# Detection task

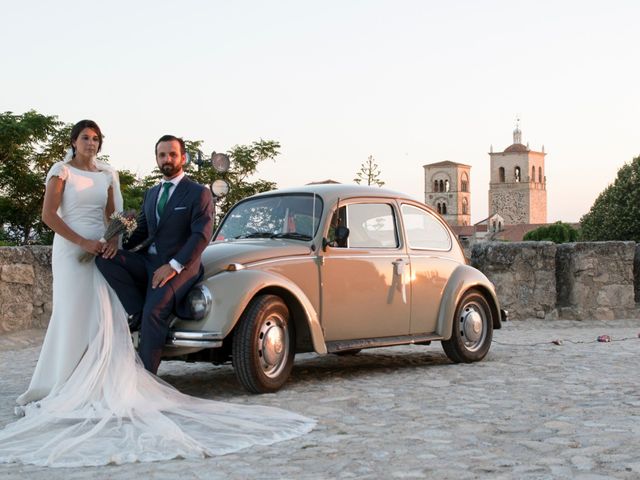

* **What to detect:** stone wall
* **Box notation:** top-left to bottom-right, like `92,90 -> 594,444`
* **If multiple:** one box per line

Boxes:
0,247 -> 52,333
0,242 -> 639,334
556,242 -> 636,320
472,241 -> 639,321
635,244 -> 640,304
471,241 -> 557,320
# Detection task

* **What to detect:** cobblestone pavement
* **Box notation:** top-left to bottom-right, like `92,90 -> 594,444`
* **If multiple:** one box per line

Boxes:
1,319 -> 640,480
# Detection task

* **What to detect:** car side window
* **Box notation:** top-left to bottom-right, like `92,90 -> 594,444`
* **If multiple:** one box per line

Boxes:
329,203 -> 398,248
401,204 -> 451,250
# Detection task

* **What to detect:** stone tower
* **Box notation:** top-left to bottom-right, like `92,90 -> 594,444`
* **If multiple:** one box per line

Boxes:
423,161 -> 471,226
488,124 -> 547,225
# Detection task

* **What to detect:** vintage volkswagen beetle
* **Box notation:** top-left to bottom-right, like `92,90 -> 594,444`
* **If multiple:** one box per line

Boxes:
160,184 -> 505,393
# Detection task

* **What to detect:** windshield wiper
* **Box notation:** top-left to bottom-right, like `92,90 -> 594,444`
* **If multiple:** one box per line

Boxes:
235,232 -> 276,239
271,232 -> 313,241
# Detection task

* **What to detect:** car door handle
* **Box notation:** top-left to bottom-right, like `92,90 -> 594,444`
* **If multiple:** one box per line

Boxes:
392,259 -> 405,276
392,259 -> 407,304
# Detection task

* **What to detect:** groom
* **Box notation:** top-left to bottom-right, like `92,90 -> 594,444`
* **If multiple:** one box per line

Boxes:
97,135 -> 214,374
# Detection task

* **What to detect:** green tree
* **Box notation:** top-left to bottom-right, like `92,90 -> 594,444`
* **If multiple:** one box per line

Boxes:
523,221 -> 579,243
354,155 -> 385,187
0,111 -> 70,245
118,169 -> 151,212
580,155 -> 640,241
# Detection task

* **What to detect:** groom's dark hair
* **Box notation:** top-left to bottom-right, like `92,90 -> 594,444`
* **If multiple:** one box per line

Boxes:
155,135 -> 186,156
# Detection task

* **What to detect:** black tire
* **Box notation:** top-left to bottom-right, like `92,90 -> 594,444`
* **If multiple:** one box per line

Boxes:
442,289 -> 493,363
232,295 -> 295,393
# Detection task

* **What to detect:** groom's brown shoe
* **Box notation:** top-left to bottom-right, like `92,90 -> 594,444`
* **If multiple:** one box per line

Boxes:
128,312 -> 142,332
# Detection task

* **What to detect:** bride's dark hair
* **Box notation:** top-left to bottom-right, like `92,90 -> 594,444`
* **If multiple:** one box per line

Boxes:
70,120 -> 103,157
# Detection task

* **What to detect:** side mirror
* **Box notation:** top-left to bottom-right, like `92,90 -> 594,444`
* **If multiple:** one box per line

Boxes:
323,225 -> 350,251
335,225 -> 350,244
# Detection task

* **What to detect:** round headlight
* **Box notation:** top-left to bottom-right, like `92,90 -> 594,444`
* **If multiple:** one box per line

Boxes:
186,285 -> 212,320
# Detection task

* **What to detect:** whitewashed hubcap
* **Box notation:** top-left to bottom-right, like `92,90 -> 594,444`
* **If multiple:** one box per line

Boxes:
459,303 -> 486,351
257,316 -> 289,378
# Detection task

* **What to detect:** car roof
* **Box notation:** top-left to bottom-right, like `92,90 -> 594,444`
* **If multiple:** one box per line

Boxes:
249,183 -> 422,207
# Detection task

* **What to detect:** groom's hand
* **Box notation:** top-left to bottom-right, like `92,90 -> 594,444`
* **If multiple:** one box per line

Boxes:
152,264 -> 177,289
101,237 -> 119,259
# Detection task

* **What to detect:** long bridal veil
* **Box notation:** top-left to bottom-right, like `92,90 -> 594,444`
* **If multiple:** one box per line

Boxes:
0,266 -> 315,467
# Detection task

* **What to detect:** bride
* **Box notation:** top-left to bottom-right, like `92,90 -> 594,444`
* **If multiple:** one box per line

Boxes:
0,120 -> 314,467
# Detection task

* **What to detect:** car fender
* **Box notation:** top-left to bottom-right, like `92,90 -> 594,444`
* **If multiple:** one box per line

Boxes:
203,269 -> 327,354
436,264 -> 502,339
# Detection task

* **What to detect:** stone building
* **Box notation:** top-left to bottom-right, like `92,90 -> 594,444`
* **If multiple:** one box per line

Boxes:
422,161 -> 471,226
488,125 -> 547,224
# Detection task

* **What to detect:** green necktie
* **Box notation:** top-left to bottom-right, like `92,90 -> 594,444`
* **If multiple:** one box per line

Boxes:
157,182 -> 173,217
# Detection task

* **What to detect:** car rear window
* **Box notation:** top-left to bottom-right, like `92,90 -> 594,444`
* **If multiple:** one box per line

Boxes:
401,204 -> 451,251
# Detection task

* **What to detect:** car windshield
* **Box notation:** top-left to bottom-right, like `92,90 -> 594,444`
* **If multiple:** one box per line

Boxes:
215,193 -> 323,242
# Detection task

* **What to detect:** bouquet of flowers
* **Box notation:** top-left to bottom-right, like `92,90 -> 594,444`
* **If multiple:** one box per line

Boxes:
79,211 -> 137,262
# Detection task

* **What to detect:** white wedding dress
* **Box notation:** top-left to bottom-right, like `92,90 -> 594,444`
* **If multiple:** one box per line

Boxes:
0,162 -> 314,467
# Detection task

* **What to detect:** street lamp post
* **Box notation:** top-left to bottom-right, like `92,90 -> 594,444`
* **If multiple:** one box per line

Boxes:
210,178 -> 229,231
208,152 -> 231,232
188,149 -> 231,235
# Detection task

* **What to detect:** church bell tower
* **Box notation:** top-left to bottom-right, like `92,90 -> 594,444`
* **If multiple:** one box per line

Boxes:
488,121 -> 547,225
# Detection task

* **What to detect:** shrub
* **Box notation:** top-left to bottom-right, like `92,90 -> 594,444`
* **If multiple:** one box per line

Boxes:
523,222 -> 579,243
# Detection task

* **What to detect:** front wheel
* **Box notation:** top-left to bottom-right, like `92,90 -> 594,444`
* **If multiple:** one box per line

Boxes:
442,289 -> 493,363
232,295 -> 295,393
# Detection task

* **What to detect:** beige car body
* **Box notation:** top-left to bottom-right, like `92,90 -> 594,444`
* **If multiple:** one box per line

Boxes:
163,184 -> 502,364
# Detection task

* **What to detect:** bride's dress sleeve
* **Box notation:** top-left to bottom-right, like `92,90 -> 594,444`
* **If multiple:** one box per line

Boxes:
45,162 -> 69,184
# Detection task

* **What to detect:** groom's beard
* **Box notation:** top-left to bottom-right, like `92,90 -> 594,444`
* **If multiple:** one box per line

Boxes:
161,163 -> 182,177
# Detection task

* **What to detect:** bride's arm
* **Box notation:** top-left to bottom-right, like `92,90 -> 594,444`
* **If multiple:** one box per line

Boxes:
101,186 -> 119,259
42,177 -> 104,255
105,186 -> 115,219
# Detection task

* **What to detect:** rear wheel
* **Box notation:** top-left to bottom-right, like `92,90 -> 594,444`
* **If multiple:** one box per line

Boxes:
442,289 -> 493,363
232,295 -> 295,393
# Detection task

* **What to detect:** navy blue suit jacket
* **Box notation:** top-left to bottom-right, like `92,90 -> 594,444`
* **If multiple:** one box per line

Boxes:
126,176 -> 214,296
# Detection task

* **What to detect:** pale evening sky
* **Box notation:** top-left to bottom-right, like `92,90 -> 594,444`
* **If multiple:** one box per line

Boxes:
1,0 -> 638,223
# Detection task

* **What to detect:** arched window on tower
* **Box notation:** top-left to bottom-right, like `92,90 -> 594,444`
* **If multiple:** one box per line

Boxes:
538,167 -> 543,183
514,167 -> 521,183
531,166 -> 535,183
461,173 -> 468,192
499,167 -> 505,183
444,179 -> 450,192
436,203 -> 441,214
439,180 -> 444,192
442,203 -> 447,215
434,180 -> 439,192
462,198 -> 468,215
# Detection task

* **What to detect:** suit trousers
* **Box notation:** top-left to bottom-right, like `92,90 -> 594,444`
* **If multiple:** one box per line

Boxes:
96,251 -> 177,374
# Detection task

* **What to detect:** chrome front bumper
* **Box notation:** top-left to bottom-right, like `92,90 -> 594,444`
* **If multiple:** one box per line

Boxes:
166,330 -> 224,348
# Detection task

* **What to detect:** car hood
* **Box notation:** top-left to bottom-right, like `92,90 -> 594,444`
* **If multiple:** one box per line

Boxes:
202,240 -> 312,276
